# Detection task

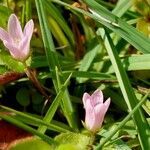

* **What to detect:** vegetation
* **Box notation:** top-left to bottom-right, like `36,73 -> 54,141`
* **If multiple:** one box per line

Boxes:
0,0 -> 150,149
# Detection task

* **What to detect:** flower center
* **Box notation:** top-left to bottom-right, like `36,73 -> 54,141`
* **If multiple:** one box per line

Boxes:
14,38 -> 20,44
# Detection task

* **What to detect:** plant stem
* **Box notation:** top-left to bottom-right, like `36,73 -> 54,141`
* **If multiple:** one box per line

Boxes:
24,62 -> 49,99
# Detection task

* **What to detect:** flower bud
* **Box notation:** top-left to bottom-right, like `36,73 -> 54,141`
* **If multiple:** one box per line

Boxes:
83,89 -> 110,133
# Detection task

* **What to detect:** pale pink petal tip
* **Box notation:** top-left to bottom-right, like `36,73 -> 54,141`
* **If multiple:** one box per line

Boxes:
0,28 -> 10,42
82,92 -> 90,107
8,14 -> 23,39
23,19 -> 34,39
104,98 -> 111,107
92,89 -> 103,104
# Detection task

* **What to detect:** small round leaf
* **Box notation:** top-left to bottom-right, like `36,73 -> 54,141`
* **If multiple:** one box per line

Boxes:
16,88 -> 30,107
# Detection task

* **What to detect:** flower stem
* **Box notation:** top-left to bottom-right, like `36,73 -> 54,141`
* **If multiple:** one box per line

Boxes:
23,62 -> 49,99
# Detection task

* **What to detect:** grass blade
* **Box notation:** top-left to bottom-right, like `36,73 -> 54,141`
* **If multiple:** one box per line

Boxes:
0,114 -> 56,145
0,105 -> 72,133
95,92 -> 150,149
35,0 -> 78,129
83,0 -> 150,53
44,0 -> 74,46
52,0 -> 150,53
103,28 -> 150,149
38,73 -> 73,133
112,0 -> 132,17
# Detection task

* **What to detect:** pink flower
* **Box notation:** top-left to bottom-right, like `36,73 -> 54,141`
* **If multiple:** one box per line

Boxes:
83,89 -> 110,133
0,14 -> 34,62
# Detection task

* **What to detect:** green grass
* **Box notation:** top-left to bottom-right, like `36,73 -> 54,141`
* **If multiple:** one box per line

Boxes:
0,0 -> 149,149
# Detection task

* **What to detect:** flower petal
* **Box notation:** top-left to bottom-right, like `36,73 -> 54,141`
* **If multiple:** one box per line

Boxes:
0,27 -> 12,43
91,89 -> 103,106
19,36 -> 30,60
93,98 -> 111,130
4,41 -> 24,61
104,98 -> 111,112
92,104 -> 106,130
23,19 -> 34,40
8,14 -> 23,40
84,99 -> 95,130
82,93 -> 91,108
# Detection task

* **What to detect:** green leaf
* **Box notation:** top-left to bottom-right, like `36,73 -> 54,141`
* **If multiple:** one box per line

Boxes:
0,105 -> 72,133
0,114 -> 55,145
0,5 -> 12,27
16,88 -> 30,107
95,90 -> 150,149
113,139 -> 131,150
0,65 -> 9,74
0,50 -> 25,72
55,132 -> 92,150
101,28 -> 150,149
56,144 -> 79,150
77,39 -> 101,83
107,54 -> 150,73
52,0 -> 150,53
31,92 -> 43,105
112,0 -> 132,17
35,0 -> 78,129
37,73 -> 73,133
83,0 -> 150,53
9,137 -> 54,150
44,1 -> 74,46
